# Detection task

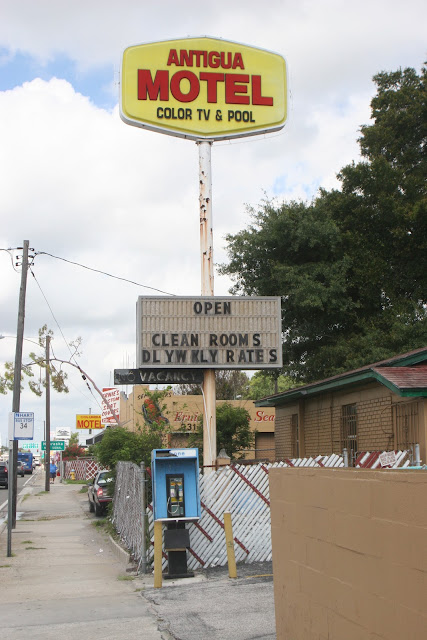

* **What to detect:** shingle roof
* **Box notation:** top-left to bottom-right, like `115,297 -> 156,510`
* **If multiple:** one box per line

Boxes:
256,347 -> 427,406
373,366 -> 427,390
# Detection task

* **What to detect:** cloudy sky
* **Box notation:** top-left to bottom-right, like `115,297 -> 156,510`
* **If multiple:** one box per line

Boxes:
0,0 -> 426,447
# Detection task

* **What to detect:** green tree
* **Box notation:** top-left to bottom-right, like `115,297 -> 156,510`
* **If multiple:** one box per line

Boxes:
63,432 -> 87,460
189,402 -> 254,460
220,63 -> 427,381
0,325 -> 121,425
175,370 -> 250,399
247,371 -> 297,401
0,325 -> 70,395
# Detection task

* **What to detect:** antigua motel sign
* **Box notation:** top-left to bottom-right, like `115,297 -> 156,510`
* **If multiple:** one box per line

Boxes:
120,36 -> 287,140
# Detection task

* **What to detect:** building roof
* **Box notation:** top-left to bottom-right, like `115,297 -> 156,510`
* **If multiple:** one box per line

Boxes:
256,347 -> 427,407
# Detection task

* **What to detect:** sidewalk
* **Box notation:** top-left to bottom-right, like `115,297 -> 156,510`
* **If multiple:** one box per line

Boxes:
0,470 -> 276,640
0,470 -> 163,640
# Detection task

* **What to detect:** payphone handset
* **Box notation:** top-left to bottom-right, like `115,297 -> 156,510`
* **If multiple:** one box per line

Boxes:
166,474 -> 185,518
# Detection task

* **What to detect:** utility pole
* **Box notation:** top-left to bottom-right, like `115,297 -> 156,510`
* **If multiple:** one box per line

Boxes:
44,335 -> 51,492
8,240 -> 29,556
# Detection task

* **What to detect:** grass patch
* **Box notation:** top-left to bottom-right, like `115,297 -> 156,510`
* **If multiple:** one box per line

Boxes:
63,479 -> 88,485
26,546 -> 46,550
36,491 -> 48,496
91,517 -> 120,542
118,575 -> 135,581
92,518 -> 108,528
21,540 -> 33,544
79,485 -> 88,493
0,564 -> 12,568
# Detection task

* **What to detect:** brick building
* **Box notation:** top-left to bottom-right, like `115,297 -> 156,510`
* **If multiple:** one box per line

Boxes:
256,348 -> 427,465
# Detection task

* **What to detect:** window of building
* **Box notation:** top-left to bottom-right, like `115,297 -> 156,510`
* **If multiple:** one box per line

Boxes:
392,401 -> 420,463
341,403 -> 357,466
291,413 -> 299,458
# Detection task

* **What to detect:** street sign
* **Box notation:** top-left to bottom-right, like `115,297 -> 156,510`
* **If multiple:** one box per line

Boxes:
20,442 -> 40,450
41,441 -> 65,451
8,412 -> 35,440
114,368 -> 204,385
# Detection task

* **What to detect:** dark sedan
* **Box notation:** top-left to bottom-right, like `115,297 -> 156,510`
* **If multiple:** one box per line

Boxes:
0,461 -> 8,488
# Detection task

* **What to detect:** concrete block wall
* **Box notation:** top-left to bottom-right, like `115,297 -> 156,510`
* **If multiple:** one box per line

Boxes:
269,468 -> 427,639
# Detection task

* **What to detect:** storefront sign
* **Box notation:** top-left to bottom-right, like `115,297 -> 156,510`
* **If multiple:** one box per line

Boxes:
137,296 -> 282,370
101,388 -> 120,424
120,37 -> 287,140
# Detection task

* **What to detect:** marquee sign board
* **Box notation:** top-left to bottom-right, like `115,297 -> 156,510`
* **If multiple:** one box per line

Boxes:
136,296 -> 282,370
120,37 -> 287,141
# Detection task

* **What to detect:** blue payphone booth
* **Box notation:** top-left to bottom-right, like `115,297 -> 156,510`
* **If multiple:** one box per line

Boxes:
151,448 -> 201,521
151,448 -> 201,578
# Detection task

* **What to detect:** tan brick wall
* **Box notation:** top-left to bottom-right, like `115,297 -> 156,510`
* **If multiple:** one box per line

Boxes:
255,432 -> 275,461
270,468 -> 427,640
275,413 -> 292,459
274,384 -> 425,460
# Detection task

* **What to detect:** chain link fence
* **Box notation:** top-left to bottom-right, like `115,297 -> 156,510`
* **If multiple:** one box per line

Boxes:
111,461 -> 145,565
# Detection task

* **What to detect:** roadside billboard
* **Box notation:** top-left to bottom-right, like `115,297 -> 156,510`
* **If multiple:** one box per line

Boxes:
120,37 -> 287,141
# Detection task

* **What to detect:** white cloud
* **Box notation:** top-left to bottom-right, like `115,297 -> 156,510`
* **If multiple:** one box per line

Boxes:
0,0 -> 426,444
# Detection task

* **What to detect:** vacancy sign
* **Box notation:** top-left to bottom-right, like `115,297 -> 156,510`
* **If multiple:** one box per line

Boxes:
102,388 -> 120,424
8,412 -> 35,440
76,414 -> 102,430
120,37 -> 287,141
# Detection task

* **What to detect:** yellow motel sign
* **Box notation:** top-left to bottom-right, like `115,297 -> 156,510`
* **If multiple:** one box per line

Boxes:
76,414 -> 102,430
120,37 -> 287,141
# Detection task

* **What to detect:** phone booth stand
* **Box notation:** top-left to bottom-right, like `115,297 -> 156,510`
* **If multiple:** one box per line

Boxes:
151,448 -> 201,579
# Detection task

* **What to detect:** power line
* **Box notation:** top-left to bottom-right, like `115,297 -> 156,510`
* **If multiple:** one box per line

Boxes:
28,267 -> 103,412
34,251 -> 177,296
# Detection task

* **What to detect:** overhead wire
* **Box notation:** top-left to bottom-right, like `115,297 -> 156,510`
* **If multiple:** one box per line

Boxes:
28,266 -> 103,411
34,251 -> 177,297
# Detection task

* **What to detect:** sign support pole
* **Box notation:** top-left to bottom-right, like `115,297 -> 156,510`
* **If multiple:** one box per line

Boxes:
198,140 -> 216,472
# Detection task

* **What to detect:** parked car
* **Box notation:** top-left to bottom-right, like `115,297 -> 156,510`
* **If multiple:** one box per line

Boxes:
0,461 -> 8,488
88,471 -> 112,516
17,461 -> 25,478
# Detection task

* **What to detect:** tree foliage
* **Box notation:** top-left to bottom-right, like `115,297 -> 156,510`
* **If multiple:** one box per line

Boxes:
189,402 -> 254,460
219,63 -> 427,381
0,325 -> 71,395
175,370 -> 250,399
247,371 -> 297,401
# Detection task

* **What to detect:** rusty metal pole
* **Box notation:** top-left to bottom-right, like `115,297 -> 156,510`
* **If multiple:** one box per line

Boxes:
198,140 -> 216,473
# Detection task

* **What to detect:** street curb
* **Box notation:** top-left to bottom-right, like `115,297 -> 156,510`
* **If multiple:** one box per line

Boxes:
108,533 -> 133,568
